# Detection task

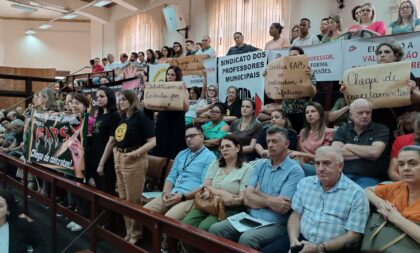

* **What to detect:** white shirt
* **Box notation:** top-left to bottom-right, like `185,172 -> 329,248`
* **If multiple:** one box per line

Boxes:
196,46 -> 216,58
292,34 -> 320,47
0,222 -> 9,253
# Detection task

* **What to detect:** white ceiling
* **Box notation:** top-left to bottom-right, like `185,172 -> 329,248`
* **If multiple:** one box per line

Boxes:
0,0 -> 65,18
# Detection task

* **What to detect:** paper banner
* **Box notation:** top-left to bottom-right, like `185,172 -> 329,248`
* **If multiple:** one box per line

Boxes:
168,55 -> 206,76
265,55 -> 314,99
144,81 -> 186,111
342,61 -> 411,109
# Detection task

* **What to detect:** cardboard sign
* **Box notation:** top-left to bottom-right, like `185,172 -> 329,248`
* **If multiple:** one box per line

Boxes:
168,55 -> 206,76
144,81 -> 186,111
342,61 -> 411,109
265,55 -> 314,99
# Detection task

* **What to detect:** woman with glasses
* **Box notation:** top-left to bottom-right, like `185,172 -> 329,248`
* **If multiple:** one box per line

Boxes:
347,3 -> 386,36
172,42 -> 184,58
196,84 -> 219,123
182,135 -> 252,231
255,109 -> 297,158
202,102 -> 230,154
387,0 -> 420,35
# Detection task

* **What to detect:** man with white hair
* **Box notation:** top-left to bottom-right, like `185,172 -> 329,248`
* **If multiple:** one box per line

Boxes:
195,35 -> 217,58
261,146 -> 369,253
332,98 -> 389,188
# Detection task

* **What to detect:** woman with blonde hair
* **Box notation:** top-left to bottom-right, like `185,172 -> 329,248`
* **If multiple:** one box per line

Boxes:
347,3 -> 386,36
321,15 -> 343,43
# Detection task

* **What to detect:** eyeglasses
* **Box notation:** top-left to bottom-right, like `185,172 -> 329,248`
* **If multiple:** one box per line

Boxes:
208,89 -> 216,92
361,8 -> 372,12
185,133 -> 201,140
401,6 -> 412,10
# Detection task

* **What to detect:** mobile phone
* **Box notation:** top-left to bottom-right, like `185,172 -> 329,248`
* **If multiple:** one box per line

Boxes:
290,244 -> 304,253
239,218 -> 262,228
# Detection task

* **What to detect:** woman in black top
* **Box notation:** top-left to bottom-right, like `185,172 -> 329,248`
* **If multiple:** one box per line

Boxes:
223,86 -> 242,124
93,86 -> 120,195
104,89 -> 156,244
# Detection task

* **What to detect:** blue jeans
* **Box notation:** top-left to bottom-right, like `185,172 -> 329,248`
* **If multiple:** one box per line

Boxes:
345,174 -> 380,189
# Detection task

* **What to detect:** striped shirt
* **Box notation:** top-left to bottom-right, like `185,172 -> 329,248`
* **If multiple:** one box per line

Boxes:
292,174 -> 369,243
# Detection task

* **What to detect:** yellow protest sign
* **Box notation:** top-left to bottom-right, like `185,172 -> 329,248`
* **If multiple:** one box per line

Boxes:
168,55 -> 206,76
264,55 -> 314,99
342,61 -> 411,109
144,81 -> 186,111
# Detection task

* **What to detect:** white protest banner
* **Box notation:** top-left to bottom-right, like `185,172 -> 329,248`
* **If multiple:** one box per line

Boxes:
144,81 -> 186,111
342,61 -> 411,109
218,51 -> 268,111
342,32 -> 420,77
265,55 -> 314,99
269,42 -> 343,81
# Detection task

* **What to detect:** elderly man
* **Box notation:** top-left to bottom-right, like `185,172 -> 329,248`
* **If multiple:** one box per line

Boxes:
144,125 -> 216,220
195,35 -> 216,58
332,98 -> 389,188
262,146 -> 369,253
226,32 -> 259,56
209,126 -> 304,250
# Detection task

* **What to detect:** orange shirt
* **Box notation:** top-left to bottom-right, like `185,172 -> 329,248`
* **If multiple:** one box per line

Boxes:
375,181 -> 420,222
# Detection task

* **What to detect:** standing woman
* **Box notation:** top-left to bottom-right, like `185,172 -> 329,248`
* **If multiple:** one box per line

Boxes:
154,66 -> 189,159
347,3 -> 386,36
92,86 -> 120,195
290,24 -> 300,44
146,49 -> 157,65
388,0 -> 420,34
158,46 -> 171,64
321,15 -> 343,43
109,90 -> 156,244
230,99 -> 262,161
172,42 -> 184,58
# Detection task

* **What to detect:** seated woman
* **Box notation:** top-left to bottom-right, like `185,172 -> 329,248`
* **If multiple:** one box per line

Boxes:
366,145 -> 420,245
1,190 -> 46,252
223,86 -> 242,124
347,3 -> 386,37
230,99 -> 262,161
185,86 -> 200,125
202,102 -> 230,154
387,0 -> 420,35
289,102 -> 335,176
255,109 -> 297,158
182,135 -> 253,231
196,84 -> 219,123
321,15 -> 342,43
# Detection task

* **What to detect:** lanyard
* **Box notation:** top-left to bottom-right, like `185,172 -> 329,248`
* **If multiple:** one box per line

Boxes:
182,147 -> 205,171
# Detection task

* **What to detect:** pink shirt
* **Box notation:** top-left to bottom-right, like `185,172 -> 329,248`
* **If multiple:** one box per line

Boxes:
347,21 -> 386,36
297,128 -> 335,155
264,37 -> 290,50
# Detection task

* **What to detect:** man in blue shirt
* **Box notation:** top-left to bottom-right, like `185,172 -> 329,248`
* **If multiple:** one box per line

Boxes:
144,125 -> 216,220
262,146 -> 369,253
209,126 -> 304,250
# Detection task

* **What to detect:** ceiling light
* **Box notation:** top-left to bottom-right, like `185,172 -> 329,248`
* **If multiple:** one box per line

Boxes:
25,29 -> 36,35
93,0 -> 112,7
11,3 -> 38,13
39,24 -> 52,29
62,13 -> 77,19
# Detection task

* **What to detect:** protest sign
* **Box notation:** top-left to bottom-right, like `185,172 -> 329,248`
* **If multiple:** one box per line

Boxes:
81,83 -> 123,116
168,55 -> 206,76
182,57 -> 218,88
149,63 -> 170,82
28,110 -> 88,178
265,55 -> 314,99
342,61 -> 411,109
218,51 -> 267,112
144,81 -> 186,111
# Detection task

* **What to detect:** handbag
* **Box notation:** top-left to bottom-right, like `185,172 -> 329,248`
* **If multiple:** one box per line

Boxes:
361,212 -> 420,253
194,186 -> 226,221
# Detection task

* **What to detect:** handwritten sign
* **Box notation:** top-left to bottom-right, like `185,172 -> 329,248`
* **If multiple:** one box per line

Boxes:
144,81 -> 186,111
342,61 -> 411,109
168,55 -> 205,76
265,55 -> 314,99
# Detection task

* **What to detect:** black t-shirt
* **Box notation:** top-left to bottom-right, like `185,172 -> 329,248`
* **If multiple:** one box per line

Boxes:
90,111 -> 121,167
225,100 -> 242,118
113,111 -> 155,149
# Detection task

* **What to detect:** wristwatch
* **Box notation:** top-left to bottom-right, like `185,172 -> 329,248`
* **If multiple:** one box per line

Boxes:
181,194 -> 186,201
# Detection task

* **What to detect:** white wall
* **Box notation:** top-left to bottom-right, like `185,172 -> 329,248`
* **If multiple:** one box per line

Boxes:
0,19 -> 90,73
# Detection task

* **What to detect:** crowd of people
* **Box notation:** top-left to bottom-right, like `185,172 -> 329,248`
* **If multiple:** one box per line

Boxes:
1,1 -> 420,253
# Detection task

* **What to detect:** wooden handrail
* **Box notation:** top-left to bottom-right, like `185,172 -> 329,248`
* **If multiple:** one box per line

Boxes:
0,153 -> 260,253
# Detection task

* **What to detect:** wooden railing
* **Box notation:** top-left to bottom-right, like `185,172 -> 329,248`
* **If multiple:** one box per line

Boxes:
0,153 -> 259,253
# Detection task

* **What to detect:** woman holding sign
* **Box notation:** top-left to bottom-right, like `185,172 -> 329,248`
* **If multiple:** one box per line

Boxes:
111,90 -> 156,244
154,66 -> 189,159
